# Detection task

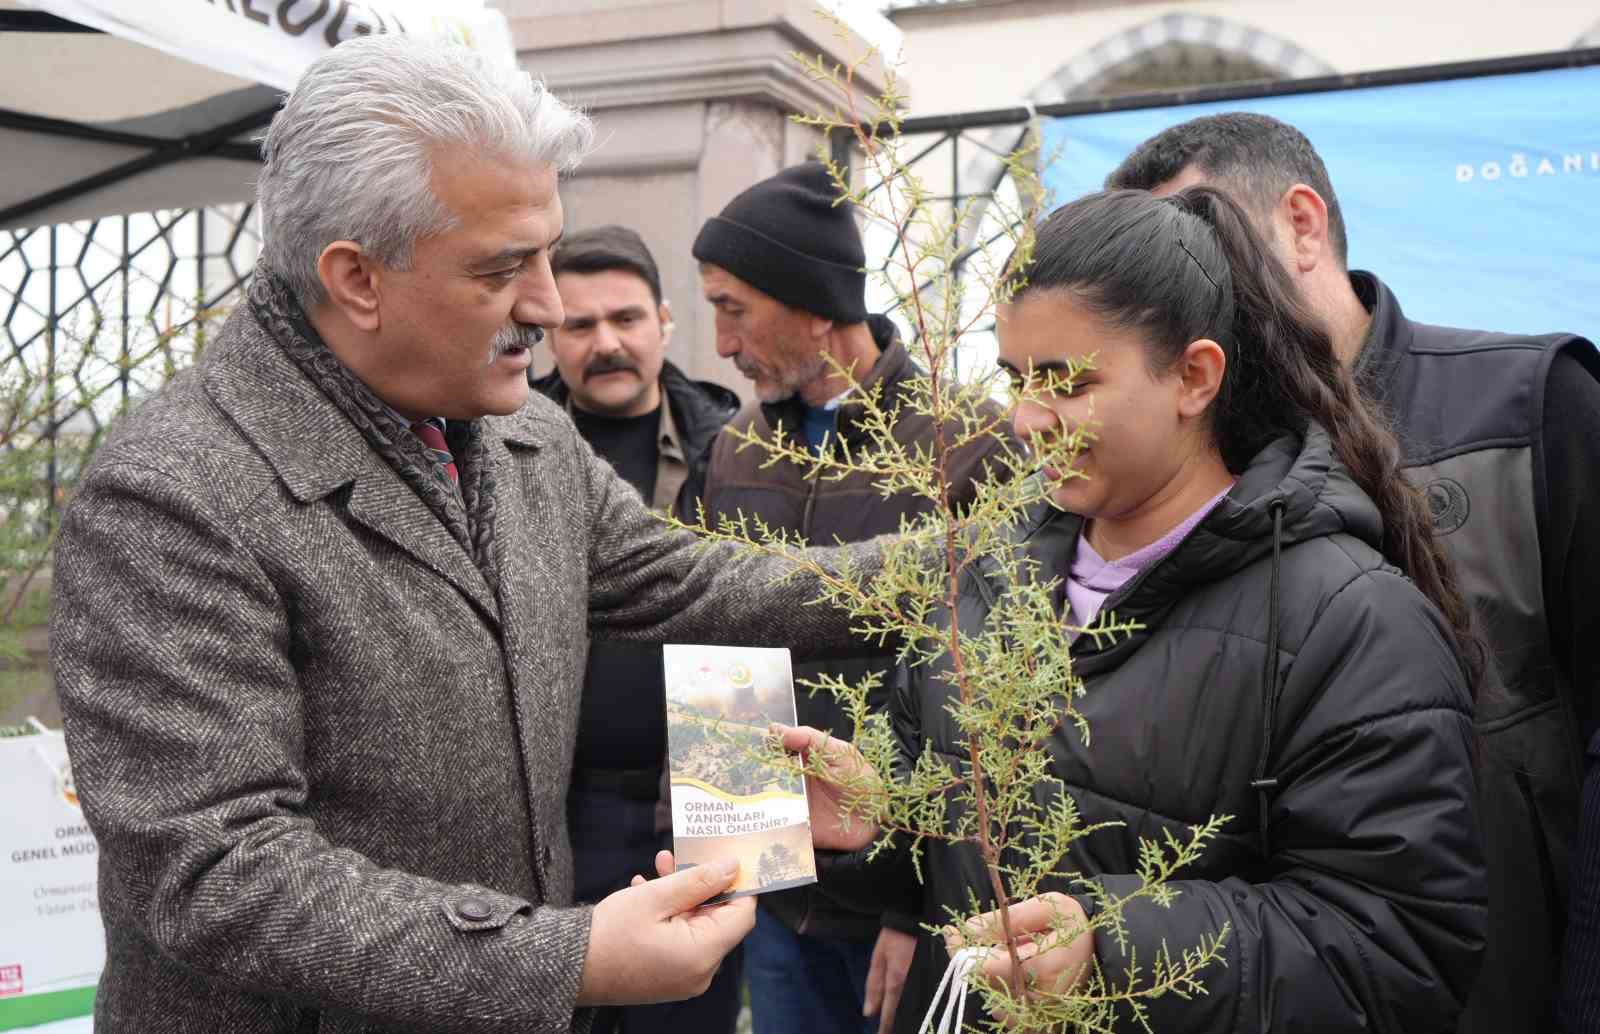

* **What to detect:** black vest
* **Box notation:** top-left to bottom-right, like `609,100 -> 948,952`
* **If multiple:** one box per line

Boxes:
1352,271 -> 1596,1033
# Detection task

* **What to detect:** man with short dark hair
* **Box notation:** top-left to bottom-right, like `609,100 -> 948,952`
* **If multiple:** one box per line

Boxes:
538,224 -> 734,516
693,161 -> 1015,1034
534,225 -> 741,1034
1108,111 -> 1600,1034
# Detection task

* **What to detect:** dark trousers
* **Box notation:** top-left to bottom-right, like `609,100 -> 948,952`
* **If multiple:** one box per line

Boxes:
745,902 -> 877,1034
569,781 -> 743,1034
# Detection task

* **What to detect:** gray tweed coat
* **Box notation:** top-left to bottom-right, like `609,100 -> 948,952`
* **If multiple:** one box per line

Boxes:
50,280 -> 877,1034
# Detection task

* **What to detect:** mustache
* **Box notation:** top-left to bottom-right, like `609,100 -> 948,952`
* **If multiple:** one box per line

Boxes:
585,351 -> 639,379
486,322 -> 545,364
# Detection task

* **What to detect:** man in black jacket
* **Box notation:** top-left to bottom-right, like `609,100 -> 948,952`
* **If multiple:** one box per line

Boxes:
1107,112 -> 1600,1034
534,225 -> 741,1034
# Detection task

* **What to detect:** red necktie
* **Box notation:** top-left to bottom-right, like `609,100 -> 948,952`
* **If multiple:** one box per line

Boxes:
410,420 -> 458,486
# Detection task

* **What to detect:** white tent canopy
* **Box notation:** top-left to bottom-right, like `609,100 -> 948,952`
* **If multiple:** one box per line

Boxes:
0,0 -> 516,231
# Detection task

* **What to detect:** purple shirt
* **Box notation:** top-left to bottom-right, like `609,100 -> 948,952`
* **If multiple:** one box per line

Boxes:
1065,484 -> 1234,630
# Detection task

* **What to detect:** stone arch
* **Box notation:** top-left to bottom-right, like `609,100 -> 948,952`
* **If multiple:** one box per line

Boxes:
1032,12 -> 1335,105
953,13 -> 1336,240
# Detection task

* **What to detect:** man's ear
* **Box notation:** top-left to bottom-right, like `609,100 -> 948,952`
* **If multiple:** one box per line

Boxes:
1278,183 -> 1332,275
316,240 -> 382,332
658,299 -> 676,346
1176,337 -> 1226,419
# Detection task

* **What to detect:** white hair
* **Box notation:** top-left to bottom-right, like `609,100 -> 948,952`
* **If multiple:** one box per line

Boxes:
257,34 -> 594,308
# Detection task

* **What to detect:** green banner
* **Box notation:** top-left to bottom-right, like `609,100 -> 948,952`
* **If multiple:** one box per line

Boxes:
0,985 -> 96,1030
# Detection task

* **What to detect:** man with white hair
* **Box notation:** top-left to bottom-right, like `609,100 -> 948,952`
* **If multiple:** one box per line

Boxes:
50,35 -> 876,1034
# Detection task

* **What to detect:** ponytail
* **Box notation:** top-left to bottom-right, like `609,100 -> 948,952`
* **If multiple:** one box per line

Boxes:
1172,186 -> 1482,679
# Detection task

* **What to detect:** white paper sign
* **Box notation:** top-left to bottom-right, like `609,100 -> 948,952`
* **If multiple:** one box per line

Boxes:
23,0 -> 516,92
0,723 -> 102,1031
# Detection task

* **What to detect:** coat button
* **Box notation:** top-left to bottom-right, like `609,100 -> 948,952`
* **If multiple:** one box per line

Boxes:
456,896 -> 493,922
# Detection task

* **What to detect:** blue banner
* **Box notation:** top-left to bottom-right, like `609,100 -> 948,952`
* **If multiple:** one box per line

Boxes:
1041,64 -> 1600,340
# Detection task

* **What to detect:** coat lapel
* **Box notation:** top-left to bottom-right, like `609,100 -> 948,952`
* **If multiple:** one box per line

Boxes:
479,410 -> 575,858
202,308 -> 501,626
345,464 -> 501,625
483,411 -> 552,708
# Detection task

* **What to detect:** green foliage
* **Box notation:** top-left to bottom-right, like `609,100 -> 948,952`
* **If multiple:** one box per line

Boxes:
666,20 -> 1229,1031
0,297 -> 224,675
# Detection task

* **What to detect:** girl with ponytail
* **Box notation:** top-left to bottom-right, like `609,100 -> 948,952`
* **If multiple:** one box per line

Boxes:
795,188 -> 1487,1032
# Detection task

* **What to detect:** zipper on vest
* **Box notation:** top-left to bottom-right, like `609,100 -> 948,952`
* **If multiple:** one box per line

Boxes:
801,470 -> 822,537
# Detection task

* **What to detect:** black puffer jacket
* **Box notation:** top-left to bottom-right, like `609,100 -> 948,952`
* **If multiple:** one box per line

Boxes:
843,427 -> 1487,1033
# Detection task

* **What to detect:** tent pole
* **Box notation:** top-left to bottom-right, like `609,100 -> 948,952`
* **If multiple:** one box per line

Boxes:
0,107 -> 257,158
0,105 -> 274,229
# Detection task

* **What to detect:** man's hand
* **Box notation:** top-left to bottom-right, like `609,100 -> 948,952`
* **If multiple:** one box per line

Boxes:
578,851 -> 755,1006
772,724 -> 882,852
946,893 -> 1095,1025
865,926 -> 917,1033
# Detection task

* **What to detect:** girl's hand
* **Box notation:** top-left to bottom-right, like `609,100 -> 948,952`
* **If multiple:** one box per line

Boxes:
948,892 -> 1096,1023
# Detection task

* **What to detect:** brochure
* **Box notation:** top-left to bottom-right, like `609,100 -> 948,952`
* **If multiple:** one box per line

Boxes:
662,644 -> 817,902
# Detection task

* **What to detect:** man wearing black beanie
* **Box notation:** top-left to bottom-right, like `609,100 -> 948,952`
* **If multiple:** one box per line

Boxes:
694,161 -> 874,409
693,163 -> 1014,1034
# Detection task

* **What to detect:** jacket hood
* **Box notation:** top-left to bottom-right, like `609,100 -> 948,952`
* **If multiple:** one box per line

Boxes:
994,425 -> 1383,660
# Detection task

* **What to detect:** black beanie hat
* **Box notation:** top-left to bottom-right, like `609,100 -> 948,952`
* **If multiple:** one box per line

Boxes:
692,161 -> 868,324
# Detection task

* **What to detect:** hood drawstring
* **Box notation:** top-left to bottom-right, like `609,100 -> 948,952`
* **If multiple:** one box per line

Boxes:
1249,499 -> 1287,859
916,947 -> 989,1034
